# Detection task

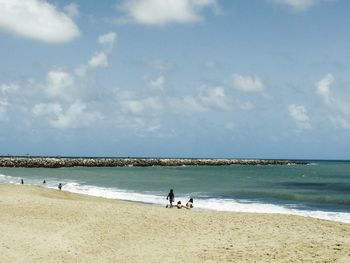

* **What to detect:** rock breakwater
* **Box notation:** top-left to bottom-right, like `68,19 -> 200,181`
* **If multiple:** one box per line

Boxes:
0,157 -> 307,168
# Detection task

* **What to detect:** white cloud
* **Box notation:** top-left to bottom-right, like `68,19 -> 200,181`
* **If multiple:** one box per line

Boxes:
113,114 -> 168,137
0,31 -> 119,130
75,66 -> 87,77
45,69 -> 74,99
76,32 -> 117,76
0,99 -> 8,121
51,101 -> 100,129
231,74 -> 265,93
316,74 -> 350,115
119,0 -> 218,26
32,102 -> 62,116
270,0 -> 332,11
120,100 -> 144,115
0,82 -> 26,121
31,66 -> 104,129
0,83 -> 19,93
148,75 -> 165,91
114,93 -> 168,136
170,86 -> 231,114
288,104 -> 311,129
329,116 -> 350,130
176,96 -> 208,113
116,86 -> 231,122
316,74 -> 350,130
271,0 -> 314,11
88,52 -> 109,68
114,89 -> 134,100
205,61 -> 217,69
144,124 -> 161,133
316,73 -> 334,105
120,97 -> 163,115
239,101 -> 255,111
198,86 -> 231,111
32,101 -> 101,129
63,3 -> 80,19
224,122 -> 235,131
0,0 -> 80,43
146,59 -> 172,71
98,32 -> 117,47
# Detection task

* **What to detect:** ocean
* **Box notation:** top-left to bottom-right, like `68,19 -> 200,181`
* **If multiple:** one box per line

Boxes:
1,160 -> 349,223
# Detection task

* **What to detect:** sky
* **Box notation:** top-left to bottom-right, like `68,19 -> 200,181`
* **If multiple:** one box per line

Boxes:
0,0 -> 350,159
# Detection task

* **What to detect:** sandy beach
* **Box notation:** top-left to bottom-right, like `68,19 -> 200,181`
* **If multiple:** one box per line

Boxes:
0,185 -> 349,262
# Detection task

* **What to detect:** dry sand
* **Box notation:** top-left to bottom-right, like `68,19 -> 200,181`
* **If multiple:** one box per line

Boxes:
0,185 -> 349,263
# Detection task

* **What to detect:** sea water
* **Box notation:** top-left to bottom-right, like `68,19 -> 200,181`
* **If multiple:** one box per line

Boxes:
1,160 -> 349,223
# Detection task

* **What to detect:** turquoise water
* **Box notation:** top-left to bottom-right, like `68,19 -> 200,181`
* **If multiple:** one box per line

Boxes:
1,161 -> 349,223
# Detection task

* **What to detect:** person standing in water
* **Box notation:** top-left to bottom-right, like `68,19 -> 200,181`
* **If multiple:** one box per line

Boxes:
21,179 -> 24,184
166,189 -> 175,208
58,183 -> 62,190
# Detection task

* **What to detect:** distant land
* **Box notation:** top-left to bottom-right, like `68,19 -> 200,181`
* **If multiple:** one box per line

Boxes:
0,156 -> 308,168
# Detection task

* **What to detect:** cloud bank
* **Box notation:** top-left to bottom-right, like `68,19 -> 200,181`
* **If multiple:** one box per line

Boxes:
29,32 -> 117,129
33,101 -> 101,129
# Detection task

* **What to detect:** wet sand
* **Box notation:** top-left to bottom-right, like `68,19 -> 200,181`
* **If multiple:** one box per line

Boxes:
0,185 -> 349,262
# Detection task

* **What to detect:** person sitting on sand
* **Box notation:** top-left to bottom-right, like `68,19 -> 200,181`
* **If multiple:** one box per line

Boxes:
176,201 -> 183,209
58,183 -> 62,190
186,198 -> 194,209
166,189 -> 175,208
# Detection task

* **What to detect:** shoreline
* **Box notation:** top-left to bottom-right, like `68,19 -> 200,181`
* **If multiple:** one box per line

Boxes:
1,184 -> 349,262
6,182 -> 350,224
50,184 -> 350,224
0,156 -> 308,168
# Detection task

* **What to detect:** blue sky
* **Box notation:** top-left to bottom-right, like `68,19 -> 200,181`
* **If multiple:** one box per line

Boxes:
0,0 -> 349,159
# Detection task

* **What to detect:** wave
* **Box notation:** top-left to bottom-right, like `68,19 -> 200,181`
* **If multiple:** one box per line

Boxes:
1,174 -> 350,224
0,174 -> 18,184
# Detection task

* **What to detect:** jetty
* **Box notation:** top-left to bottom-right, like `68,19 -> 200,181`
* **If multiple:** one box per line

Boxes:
0,157 -> 308,168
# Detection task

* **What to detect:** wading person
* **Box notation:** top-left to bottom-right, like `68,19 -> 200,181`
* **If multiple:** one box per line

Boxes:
166,189 -> 175,208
